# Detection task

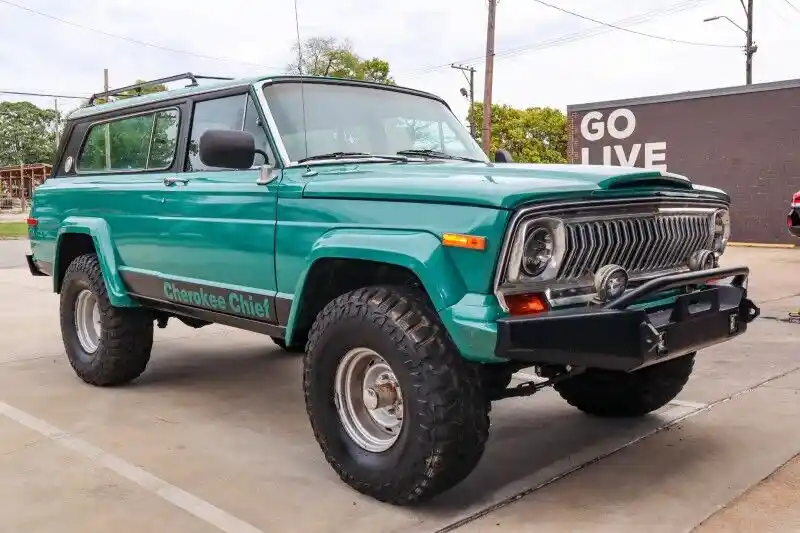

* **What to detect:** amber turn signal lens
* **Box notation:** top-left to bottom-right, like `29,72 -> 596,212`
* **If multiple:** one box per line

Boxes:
505,293 -> 549,315
442,233 -> 486,251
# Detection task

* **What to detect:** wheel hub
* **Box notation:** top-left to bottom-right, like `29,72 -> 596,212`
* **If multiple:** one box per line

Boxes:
74,289 -> 101,354
334,347 -> 404,452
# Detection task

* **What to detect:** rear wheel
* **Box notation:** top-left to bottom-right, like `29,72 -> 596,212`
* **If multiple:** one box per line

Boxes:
303,285 -> 490,504
554,353 -> 696,417
60,253 -> 154,386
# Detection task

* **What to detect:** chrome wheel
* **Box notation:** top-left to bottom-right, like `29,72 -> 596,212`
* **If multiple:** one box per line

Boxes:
74,289 -> 101,354
334,347 -> 404,452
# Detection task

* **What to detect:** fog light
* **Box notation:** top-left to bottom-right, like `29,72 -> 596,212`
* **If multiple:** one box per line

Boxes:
594,264 -> 628,303
688,249 -> 717,271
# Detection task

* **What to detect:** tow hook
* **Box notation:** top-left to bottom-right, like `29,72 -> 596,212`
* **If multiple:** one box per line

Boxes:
740,298 -> 760,323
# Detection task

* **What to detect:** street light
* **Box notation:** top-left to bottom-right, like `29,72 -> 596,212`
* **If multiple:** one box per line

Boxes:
703,2 -> 756,85
703,15 -> 746,33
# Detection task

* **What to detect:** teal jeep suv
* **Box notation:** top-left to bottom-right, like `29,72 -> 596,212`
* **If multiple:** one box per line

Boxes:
25,72 -> 759,505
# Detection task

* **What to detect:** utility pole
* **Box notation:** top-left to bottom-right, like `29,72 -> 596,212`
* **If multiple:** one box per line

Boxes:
450,63 -> 476,137
103,69 -> 111,169
482,0 -> 497,155
53,98 -> 60,149
703,1 -> 756,85
745,0 -> 754,85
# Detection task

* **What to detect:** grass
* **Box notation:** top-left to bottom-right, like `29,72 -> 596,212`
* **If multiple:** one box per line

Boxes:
0,221 -> 28,239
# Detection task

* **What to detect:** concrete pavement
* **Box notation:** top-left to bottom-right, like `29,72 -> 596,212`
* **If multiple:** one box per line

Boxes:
0,247 -> 798,532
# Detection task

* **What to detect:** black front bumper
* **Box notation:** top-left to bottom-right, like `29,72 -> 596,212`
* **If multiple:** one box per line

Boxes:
495,266 -> 760,372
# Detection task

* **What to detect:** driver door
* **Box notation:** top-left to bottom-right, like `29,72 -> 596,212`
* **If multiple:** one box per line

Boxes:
157,89 -> 282,328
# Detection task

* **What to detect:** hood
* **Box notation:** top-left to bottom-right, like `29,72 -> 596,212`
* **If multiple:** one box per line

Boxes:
300,161 -> 724,209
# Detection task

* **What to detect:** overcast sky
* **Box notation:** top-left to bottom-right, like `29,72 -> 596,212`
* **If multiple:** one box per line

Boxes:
2,0 -> 799,124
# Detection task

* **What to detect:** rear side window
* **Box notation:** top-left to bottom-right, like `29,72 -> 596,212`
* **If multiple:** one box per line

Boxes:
77,108 -> 180,173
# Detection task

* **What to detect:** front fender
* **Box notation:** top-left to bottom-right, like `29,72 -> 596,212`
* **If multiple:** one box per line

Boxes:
55,217 -> 137,307
284,228 -> 467,342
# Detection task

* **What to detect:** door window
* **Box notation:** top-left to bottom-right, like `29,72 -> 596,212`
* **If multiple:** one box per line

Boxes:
185,93 -> 274,171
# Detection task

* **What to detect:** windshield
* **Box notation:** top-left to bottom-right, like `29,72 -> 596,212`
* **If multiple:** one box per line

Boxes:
262,81 -> 489,164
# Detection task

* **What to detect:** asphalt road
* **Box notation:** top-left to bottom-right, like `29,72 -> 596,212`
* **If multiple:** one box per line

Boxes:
0,239 -> 27,269
0,246 -> 798,532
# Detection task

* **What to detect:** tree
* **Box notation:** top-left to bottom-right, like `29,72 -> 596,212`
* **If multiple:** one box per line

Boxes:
92,80 -> 167,105
286,36 -> 395,85
0,101 -> 59,167
467,102 -> 568,164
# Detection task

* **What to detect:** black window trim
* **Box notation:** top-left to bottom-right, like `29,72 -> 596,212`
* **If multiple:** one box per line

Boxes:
73,105 -> 183,176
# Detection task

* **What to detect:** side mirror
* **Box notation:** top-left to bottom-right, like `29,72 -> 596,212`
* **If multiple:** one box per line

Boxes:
494,149 -> 513,163
199,129 -> 256,169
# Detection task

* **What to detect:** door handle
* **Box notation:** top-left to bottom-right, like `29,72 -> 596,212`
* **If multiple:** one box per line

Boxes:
164,177 -> 189,187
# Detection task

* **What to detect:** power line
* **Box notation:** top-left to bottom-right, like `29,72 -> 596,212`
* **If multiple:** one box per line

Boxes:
0,0 -> 280,70
780,0 -> 800,13
0,90 -> 87,100
530,0 -> 741,48
403,0 -> 729,77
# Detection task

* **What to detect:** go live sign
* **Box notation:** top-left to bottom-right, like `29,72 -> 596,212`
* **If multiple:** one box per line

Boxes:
579,108 -> 668,172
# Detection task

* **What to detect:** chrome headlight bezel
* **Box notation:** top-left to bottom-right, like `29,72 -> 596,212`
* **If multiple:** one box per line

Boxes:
712,208 -> 731,253
505,216 -> 566,283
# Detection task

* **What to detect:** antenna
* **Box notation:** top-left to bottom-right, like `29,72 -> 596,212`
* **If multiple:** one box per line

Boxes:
293,0 -> 309,161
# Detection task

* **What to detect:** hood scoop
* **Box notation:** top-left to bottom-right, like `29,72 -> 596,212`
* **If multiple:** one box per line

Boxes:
604,171 -> 693,190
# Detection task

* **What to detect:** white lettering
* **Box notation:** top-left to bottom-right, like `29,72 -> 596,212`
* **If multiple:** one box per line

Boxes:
581,147 -> 590,164
607,108 -> 636,139
614,144 -> 641,166
644,141 -> 667,171
580,111 -> 605,142
602,145 -> 612,165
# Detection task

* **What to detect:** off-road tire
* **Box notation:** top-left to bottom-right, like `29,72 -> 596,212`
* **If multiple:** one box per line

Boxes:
270,335 -> 304,353
554,353 -> 696,417
303,285 -> 490,505
60,253 -> 154,386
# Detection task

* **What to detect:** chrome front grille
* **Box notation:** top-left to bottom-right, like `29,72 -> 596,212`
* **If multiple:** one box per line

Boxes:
558,213 -> 715,281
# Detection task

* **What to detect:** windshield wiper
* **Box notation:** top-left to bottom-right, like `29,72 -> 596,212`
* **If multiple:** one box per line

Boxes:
395,149 -> 485,163
296,151 -> 408,163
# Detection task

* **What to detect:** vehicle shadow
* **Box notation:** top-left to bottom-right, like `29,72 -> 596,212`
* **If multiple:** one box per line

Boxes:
130,337 -> 717,520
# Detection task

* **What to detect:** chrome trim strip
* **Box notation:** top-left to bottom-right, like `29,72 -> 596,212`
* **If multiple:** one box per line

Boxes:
492,196 -> 730,312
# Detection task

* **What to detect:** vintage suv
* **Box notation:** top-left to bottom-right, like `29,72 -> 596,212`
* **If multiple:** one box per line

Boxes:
26,72 -> 759,505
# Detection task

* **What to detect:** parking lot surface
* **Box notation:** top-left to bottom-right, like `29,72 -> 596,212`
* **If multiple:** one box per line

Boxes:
0,242 -> 799,532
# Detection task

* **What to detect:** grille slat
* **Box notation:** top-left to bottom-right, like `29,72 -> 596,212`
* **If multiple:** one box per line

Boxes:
559,213 -> 714,281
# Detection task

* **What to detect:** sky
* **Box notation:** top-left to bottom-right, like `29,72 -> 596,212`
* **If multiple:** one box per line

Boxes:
1,0 -> 799,125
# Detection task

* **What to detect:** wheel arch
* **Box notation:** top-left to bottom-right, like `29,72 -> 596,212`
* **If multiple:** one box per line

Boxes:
283,229 -> 467,346
54,217 -> 137,308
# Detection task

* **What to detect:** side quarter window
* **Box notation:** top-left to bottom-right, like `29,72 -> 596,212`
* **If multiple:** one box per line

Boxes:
77,109 -> 180,173
185,93 -> 274,172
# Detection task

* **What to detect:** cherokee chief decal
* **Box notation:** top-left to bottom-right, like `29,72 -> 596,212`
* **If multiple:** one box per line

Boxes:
163,281 -> 271,320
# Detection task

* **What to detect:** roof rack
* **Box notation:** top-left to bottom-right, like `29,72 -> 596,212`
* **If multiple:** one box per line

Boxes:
87,72 -> 235,106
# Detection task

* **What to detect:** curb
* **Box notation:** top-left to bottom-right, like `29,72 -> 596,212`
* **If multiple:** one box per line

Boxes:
728,242 -> 796,249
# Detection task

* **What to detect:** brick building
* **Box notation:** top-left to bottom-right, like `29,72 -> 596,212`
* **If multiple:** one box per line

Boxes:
566,78 -> 800,245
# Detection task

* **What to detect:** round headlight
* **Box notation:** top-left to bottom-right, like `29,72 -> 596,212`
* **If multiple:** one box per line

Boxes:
522,226 -> 554,277
713,209 -> 731,252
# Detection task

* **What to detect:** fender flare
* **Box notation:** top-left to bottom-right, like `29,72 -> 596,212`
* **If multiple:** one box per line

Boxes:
283,228 -> 467,343
54,217 -> 137,308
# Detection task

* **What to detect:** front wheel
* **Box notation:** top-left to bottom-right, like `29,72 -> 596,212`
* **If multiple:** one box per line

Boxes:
554,353 -> 696,417
303,285 -> 489,505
